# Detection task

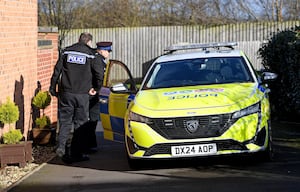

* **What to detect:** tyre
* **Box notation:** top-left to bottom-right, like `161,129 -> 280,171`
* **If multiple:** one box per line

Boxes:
258,121 -> 274,161
127,155 -> 143,170
125,145 -> 143,170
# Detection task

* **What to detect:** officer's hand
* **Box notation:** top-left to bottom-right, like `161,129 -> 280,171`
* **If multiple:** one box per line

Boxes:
89,88 -> 96,96
49,87 -> 57,97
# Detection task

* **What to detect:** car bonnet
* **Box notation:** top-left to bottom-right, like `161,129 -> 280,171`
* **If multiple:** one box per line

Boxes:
132,83 -> 262,116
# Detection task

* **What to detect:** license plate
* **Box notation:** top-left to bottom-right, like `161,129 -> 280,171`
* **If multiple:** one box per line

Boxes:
171,143 -> 217,157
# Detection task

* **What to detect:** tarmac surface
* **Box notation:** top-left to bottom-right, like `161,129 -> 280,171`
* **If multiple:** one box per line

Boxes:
5,121 -> 300,192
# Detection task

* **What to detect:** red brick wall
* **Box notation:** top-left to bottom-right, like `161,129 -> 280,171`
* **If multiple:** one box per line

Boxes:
37,29 -> 59,125
0,0 -> 38,139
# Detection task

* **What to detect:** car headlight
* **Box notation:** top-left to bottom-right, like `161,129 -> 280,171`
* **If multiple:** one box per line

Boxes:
232,103 -> 260,119
129,111 -> 152,124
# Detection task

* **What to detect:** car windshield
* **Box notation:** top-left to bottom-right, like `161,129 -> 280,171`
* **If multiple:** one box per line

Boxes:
142,57 -> 254,89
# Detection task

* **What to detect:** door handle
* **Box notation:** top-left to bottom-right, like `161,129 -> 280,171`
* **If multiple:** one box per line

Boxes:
99,98 -> 108,104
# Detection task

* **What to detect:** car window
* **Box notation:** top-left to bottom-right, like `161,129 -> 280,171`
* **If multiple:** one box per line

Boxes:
107,61 -> 133,89
142,57 -> 254,89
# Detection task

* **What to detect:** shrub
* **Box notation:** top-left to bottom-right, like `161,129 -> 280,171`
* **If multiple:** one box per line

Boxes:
258,26 -> 300,122
0,97 -> 19,129
2,129 -> 23,144
32,91 -> 51,129
35,115 -> 51,129
0,97 -> 22,144
32,91 -> 51,113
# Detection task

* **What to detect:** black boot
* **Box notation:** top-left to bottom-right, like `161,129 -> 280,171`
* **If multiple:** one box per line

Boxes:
61,146 -> 73,164
62,144 -> 90,164
70,154 -> 90,163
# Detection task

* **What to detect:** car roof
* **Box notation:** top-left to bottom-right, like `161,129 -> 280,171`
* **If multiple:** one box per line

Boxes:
156,50 -> 243,63
155,42 -> 244,63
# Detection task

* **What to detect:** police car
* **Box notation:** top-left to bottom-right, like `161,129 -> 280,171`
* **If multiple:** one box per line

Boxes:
99,42 -> 277,168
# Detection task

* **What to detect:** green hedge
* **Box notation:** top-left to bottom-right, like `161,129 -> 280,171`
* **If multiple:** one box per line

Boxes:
258,26 -> 300,122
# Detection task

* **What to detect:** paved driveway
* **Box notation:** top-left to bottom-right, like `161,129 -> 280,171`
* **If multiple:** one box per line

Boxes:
8,121 -> 300,192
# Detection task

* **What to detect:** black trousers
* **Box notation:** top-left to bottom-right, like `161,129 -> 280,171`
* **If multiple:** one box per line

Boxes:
74,121 -> 98,152
57,92 -> 89,157
86,95 -> 99,149
72,95 -> 99,153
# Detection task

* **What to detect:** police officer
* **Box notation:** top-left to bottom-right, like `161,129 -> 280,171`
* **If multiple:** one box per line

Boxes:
96,41 -> 112,67
49,32 -> 102,163
82,41 -> 112,153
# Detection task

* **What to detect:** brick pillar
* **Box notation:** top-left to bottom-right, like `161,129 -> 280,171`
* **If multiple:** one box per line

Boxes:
37,27 -> 59,126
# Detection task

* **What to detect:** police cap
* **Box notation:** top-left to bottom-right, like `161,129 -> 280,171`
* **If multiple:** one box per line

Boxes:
96,41 -> 112,52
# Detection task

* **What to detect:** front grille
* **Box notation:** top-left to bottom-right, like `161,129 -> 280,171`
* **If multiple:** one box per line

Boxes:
147,113 -> 235,139
143,140 -> 247,156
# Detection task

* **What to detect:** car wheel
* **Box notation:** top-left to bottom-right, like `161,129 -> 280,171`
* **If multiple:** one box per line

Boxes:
258,122 -> 274,161
127,155 -> 143,170
125,146 -> 143,170
259,137 -> 274,161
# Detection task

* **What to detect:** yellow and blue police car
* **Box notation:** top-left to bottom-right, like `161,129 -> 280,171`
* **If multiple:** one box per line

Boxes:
99,42 -> 277,168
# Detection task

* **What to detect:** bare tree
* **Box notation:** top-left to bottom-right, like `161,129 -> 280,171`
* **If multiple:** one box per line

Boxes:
282,0 -> 300,20
39,0 -> 300,29
274,0 -> 283,21
38,0 -> 87,50
249,0 -> 284,21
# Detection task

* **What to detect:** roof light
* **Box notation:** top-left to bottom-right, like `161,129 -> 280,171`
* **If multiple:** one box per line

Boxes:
164,42 -> 238,52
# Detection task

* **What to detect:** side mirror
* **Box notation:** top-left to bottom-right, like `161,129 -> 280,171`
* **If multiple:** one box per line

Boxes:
261,72 -> 277,83
110,83 -> 131,93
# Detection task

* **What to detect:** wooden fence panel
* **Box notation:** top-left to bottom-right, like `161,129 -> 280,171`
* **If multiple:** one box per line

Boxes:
61,21 -> 299,77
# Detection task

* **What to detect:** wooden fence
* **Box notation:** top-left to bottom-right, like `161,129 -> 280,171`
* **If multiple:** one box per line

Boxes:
61,21 -> 300,77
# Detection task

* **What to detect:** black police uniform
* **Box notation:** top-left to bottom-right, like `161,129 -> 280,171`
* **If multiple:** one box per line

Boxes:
49,42 -> 102,162
81,52 -> 106,152
80,42 -> 111,153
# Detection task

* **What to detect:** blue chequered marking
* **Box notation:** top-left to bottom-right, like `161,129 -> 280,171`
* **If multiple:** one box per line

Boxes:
128,94 -> 135,100
96,131 -> 124,144
99,95 -> 109,114
110,115 -> 125,133
258,85 -> 266,93
113,132 -> 125,143
127,94 -> 135,107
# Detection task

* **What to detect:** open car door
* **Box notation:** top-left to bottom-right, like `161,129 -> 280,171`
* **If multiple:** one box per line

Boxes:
99,59 -> 137,143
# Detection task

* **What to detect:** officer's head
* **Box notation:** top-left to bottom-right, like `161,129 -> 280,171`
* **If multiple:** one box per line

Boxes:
79,32 -> 93,47
96,41 -> 112,59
